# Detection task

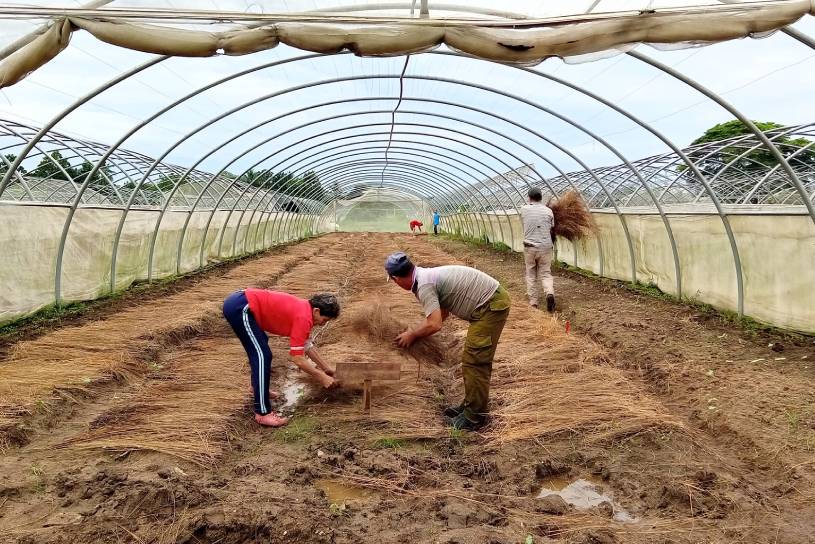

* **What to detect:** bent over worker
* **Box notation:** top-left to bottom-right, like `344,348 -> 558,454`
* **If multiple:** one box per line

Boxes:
409,219 -> 424,233
521,187 -> 556,312
385,252 -> 510,431
223,289 -> 340,427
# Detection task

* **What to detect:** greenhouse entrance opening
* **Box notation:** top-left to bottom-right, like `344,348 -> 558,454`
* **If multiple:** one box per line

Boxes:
324,188 -> 431,232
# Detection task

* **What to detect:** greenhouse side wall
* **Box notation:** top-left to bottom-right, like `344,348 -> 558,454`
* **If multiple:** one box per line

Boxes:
0,204 -> 318,325
441,210 -> 815,334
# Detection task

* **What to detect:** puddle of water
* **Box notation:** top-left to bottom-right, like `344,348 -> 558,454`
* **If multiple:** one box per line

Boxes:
278,374 -> 308,414
536,476 -> 637,523
315,479 -> 376,504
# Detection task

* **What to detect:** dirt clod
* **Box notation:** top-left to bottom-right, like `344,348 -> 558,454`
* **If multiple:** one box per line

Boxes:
537,494 -> 570,515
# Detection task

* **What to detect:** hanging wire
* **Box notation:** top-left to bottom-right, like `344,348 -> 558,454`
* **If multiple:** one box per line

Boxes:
380,55 -> 410,188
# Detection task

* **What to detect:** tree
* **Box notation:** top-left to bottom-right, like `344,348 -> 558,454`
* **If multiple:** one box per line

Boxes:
683,120 -> 814,173
75,160 -> 113,193
0,153 -> 26,176
30,150 -> 76,181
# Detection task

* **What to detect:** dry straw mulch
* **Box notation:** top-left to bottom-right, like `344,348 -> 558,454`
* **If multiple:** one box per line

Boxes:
549,190 -> 598,242
0,240 -> 324,439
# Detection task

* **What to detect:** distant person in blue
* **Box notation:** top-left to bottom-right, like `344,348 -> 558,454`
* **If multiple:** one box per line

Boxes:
432,211 -> 440,235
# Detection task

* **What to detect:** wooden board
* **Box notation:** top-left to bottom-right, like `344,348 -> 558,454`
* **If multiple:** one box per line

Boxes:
335,361 -> 402,383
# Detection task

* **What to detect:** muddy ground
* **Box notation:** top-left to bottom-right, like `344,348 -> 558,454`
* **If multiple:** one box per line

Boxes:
0,232 -> 813,544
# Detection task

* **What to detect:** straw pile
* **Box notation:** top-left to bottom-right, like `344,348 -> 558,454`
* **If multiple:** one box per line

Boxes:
55,237 -> 362,462
0,238 -> 328,444
548,190 -> 597,242
346,298 -> 453,366
57,338 -> 247,464
485,312 -> 684,443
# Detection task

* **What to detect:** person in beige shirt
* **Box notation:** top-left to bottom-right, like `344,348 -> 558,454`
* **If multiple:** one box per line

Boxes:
520,187 -> 556,312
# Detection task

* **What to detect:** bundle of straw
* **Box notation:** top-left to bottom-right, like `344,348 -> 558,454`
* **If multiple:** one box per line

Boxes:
347,300 -> 452,366
548,190 -> 597,242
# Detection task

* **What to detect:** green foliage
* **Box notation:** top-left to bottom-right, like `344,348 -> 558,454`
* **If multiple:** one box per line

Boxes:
373,437 -> 404,449
30,464 -> 46,494
329,502 -> 348,517
681,120 -> 815,174
275,415 -> 317,443
0,153 -> 26,176
0,300 -> 90,335
28,151 -> 113,194
242,169 -> 326,203
491,241 -> 512,253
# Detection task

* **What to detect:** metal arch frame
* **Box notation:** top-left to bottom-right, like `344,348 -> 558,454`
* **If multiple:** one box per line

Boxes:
4,30 -> 814,308
185,123 -> 505,274
191,129 -> 494,270
89,72 -> 519,285
152,75 -> 630,282
622,49 -> 814,313
287,148 -> 482,237
637,59 -> 815,208
205,121 -> 520,265
194,127 -> 498,268
258,143 -> 506,242
63,64 -> 630,293
166,105 -> 538,277
10,55 -> 637,300
466,53 -> 744,312
701,125 -> 813,204
406,70 -> 643,282
253,138 -> 512,246
0,55 -> 168,196
145,90 -> 602,271
427,55 -> 686,297
281,157 -> 491,237
215,114 -> 538,259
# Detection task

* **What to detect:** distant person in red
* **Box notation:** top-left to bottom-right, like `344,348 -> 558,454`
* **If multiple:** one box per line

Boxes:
222,289 -> 340,427
409,219 -> 424,233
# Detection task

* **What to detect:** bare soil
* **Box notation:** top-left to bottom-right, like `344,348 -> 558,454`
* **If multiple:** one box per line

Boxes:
0,233 -> 813,544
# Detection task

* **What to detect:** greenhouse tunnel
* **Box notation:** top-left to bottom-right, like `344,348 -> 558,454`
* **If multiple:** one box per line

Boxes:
0,0 -> 813,334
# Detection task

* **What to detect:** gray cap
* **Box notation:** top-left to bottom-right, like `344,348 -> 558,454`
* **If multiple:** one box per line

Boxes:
384,251 -> 413,277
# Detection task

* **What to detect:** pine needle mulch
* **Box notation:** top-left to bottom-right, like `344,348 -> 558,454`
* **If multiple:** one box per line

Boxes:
322,235 -> 684,446
549,189 -> 597,242
0,239 -> 326,440
53,238 -> 360,463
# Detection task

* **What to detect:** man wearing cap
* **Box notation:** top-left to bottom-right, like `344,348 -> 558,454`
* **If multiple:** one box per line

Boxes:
385,252 -> 510,431
222,289 -> 340,427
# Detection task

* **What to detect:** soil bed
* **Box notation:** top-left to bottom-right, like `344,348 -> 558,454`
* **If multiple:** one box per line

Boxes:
0,232 -> 813,544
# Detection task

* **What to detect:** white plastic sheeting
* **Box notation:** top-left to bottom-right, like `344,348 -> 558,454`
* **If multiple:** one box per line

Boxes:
0,203 -> 315,324
442,208 -> 815,333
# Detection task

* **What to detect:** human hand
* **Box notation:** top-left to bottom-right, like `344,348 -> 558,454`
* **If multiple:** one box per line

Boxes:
395,330 -> 415,348
319,373 -> 338,389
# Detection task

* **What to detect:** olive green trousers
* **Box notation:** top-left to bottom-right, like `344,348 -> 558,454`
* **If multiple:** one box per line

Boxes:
460,285 -> 510,420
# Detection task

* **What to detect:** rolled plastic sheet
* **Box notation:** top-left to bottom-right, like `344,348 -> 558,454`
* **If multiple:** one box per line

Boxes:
0,19 -> 71,88
0,0 -> 810,88
275,23 -> 444,56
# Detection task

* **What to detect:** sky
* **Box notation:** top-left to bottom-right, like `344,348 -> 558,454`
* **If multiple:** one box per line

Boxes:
0,1 -> 813,200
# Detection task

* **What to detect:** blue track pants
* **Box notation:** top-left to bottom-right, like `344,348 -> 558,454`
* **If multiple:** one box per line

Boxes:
222,290 -> 273,415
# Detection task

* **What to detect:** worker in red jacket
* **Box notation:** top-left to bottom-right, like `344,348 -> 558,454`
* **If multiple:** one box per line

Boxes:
223,289 -> 340,427
409,219 -> 424,233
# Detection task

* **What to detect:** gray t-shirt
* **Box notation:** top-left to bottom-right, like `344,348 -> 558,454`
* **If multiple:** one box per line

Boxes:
521,203 -> 555,249
413,265 -> 499,321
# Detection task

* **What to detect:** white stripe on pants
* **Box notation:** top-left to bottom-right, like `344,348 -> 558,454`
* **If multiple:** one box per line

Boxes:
242,304 -> 266,414
524,246 -> 554,304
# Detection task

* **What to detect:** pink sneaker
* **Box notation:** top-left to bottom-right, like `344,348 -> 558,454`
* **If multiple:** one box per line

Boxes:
254,412 -> 289,427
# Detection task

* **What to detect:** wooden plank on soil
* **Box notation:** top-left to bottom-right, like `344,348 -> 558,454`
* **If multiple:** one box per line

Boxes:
336,361 -> 402,383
